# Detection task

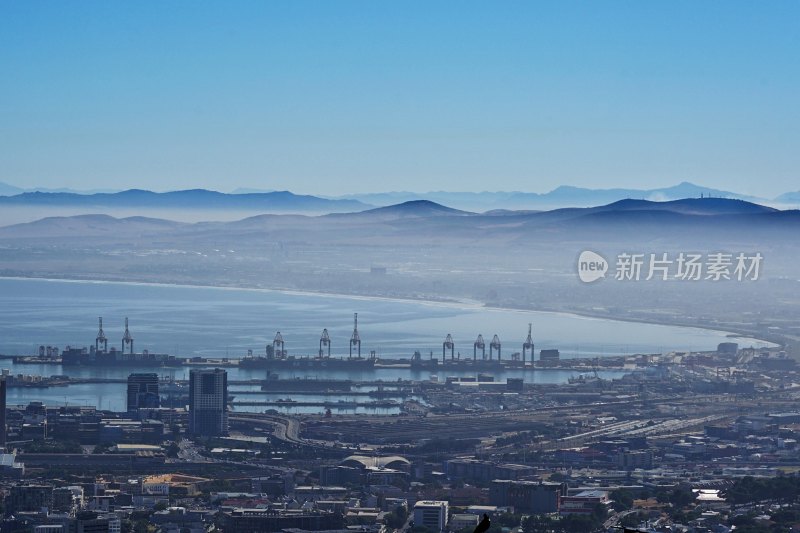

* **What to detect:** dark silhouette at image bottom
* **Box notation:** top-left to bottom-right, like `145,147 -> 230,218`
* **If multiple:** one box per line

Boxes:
474,513 -> 491,533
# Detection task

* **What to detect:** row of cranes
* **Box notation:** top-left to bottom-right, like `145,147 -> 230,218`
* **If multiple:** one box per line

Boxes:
89,315 -> 538,364
93,316 -> 134,354
265,317 -> 538,364
266,313 -> 370,360
443,323 -> 536,363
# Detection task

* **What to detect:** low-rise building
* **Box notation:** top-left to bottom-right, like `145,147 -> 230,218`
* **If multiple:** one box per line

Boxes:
558,490 -> 609,515
413,500 -> 448,532
490,480 -> 566,514
449,513 -> 478,531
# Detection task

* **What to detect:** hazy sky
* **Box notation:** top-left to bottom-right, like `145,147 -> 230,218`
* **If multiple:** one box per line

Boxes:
1,1 -> 798,196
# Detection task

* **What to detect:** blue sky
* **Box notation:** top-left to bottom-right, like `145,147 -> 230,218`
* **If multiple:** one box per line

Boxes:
0,1 -> 798,196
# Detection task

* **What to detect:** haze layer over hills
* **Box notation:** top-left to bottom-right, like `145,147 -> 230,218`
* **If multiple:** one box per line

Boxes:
0,196 -> 798,353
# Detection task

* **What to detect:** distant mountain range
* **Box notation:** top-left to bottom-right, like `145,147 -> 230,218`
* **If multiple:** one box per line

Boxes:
0,188 -> 368,213
334,182 -> 777,211
2,196 -> 797,239
1,180 -> 799,213
775,191 -> 800,203
0,182 -> 119,195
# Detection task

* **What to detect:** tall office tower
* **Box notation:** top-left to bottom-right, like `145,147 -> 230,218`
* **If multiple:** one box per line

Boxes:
188,368 -> 228,436
0,376 -> 6,450
127,373 -> 160,412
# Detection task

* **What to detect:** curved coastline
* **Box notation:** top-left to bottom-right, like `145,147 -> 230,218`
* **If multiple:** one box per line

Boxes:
0,274 -> 779,350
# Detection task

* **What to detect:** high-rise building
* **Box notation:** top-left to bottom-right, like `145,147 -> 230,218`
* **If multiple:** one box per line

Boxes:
127,373 -> 160,412
188,368 -> 228,436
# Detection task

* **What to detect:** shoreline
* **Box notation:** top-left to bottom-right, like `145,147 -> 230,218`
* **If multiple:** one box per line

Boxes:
0,275 -> 779,349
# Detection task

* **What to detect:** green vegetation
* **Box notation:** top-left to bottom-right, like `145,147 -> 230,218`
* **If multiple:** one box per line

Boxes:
153,501 -> 168,511
384,505 -> 409,529
725,476 -> 800,507
92,442 -> 113,454
521,505 -> 607,533
22,439 -> 83,454
610,488 -> 634,512
165,442 -> 180,458
655,485 -> 696,509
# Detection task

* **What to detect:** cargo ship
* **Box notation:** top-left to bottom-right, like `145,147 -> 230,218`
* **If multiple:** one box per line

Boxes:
239,354 -> 375,370
240,315 -> 377,370
61,346 -> 184,367
407,351 -> 528,371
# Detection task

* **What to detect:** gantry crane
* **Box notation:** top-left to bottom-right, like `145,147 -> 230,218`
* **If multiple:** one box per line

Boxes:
319,328 -> 331,357
522,323 -> 534,365
350,313 -> 361,359
443,334 -> 454,362
490,334 -> 502,360
273,332 -> 285,358
96,317 -> 108,352
474,334 -> 485,360
122,317 -> 134,354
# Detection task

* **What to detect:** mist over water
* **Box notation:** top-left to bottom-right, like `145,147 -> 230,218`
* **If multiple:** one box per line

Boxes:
1,277 -> 775,411
0,278 -> 771,360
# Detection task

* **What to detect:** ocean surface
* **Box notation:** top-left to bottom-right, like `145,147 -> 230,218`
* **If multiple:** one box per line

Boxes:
0,277 -> 772,412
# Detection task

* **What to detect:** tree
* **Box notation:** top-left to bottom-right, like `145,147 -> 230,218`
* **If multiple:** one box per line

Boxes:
657,486 -> 695,509
23,439 -> 82,454
93,442 -> 113,454
384,505 -> 408,529
560,513 -> 601,533
493,513 -> 523,528
610,489 -> 633,512
620,512 -> 642,528
165,442 -> 180,458
592,503 -> 608,522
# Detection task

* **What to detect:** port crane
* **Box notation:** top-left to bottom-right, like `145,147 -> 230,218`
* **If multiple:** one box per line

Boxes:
273,332 -> 285,357
319,328 -> 331,357
522,323 -> 534,364
122,317 -> 134,354
443,334 -> 454,362
490,334 -> 502,360
95,317 -> 108,352
474,334 -> 486,360
349,313 -> 361,359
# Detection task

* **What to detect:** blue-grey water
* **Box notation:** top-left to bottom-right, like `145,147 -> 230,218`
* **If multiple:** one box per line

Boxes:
0,278 -> 771,412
